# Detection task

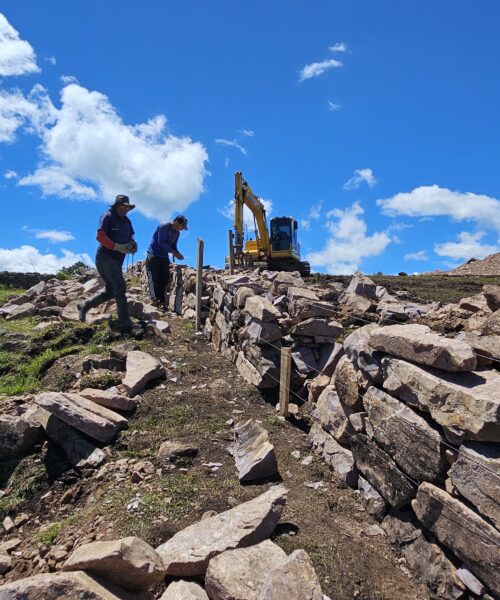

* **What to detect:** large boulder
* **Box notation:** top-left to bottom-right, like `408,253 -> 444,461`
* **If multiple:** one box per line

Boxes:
243,318 -> 282,344
290,318 -> 342,339
369,324 -> 476,372
382,357 -> 500,442
412,483 -> 500,596
314,386 -> 354,446
244,296 -> 281,322
483,284 -> 500,311
0,414 -> 44,460
160,581 -> 209,599
122,351 -> 165,396
317,342 -> 344,378
236,352 -> 279,389
156,486 -> 287,576
343,323 -> 382,383
308,422 -> 357,487
233,419 -> 278,483
332,355 -> 364,410
351,434 -> 414,508
63,537 -> 165,591
363,386 -> 446,482
259,549 -> 323,600
205,540 -> 287,600
340,272 -> 378,301
448,442 -> 500,530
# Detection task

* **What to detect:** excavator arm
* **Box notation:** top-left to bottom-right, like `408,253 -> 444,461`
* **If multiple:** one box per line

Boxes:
233,171 -> 271,262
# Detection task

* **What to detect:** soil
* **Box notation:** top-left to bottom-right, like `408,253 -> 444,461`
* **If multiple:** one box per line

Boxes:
0,309 -> 429,599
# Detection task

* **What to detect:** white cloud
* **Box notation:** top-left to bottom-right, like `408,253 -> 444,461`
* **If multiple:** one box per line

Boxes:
434,231 -> 499,260
4,169 -> 17,179
300,203 -> 322,231
45,56 -> 56,66
239,129 -> 255,137
299,58 -> 342,82
34,229 -> 75,243
305,202 -> 391,274
214,138 -> 247,155
0,13 -> 40,76
377,185 -> 500,233
7,83 -> 208,220
329,42 -> 348,53
219,198 -> 273,232
60,74 -> 78,85
328,100 -> 341,111
0,84 -> 56,142
343,168 -> 377,190
0,245 -> 92,273
404,250 -> 428,261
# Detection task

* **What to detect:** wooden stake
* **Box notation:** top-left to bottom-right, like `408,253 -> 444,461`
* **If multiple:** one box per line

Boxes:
279,346 -> 292,417
195,238 -> 204,331
228,229 -> 235,274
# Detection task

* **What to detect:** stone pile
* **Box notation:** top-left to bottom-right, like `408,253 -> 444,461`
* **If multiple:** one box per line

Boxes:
307,319 -> 500,599
0,487 -> 326,600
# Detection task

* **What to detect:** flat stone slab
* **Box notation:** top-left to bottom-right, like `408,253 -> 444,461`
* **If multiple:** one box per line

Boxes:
80,388 -> 138,412
63,536 -> 166,591
156,485 -> 287,576
244,296 -> 281,322
308,422 -> 357,488
160,581 -> 209,599
34,392 -> 121,444
343,323 -> 382,383
0,302 -> 36,320
412,482 -> 500,596
236,352 -> 279,390
205,540 -> 287,600
382,357 -> 500,442
122,351 -> 165,396
314,386 -> 354,446
369,324 -> 476,372
233,419 -> 278,483
363,386 -> 445,482
290,318 -> 342,338
448,442 -> 500,530
332,355 -> 363,410
259,549 -> 324,600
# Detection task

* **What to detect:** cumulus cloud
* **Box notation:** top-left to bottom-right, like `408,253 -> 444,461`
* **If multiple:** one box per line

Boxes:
0,84 -> 56,142
34,229 -> 75,243
219,198 -> 273,232
343,168 -> 377,190
214,138 -> 247,155
305,202 -> 391,274
0,13 -> 40,76
377,185 -> 500,233
328,100 -> 341,111
7,83 -> 208,220
329,42 -> 348,52
299,58 -> 342,82
0,245 -> 92,273
300,203 -> 322,231
434,231 -> 499,260
404,250 -> 428,261
4,169 -> 17,179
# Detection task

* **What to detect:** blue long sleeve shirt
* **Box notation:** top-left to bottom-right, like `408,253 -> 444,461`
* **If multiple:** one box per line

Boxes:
147,222 -> 179,258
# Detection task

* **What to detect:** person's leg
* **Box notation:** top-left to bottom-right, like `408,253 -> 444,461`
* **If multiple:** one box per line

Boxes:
103,256 -> 132,332
146,256 -> 163,304
78,252 -> 113,321
158,257 -> 170,308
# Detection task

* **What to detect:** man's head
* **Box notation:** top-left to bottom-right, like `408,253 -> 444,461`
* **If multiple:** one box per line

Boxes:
112,194 -> 135,218
172,215 -> 189,231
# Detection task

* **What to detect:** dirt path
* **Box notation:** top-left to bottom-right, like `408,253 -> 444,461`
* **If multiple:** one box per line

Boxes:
1,312 -> 429,599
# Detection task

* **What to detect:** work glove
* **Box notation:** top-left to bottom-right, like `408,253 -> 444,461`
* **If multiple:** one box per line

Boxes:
127,240 -> 138,253
114,243 -> 130,254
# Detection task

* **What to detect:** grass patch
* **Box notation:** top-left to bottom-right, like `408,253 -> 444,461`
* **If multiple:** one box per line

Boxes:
0,461 -> 46,519
36,523 -> 61,547
0,286 -> 26,303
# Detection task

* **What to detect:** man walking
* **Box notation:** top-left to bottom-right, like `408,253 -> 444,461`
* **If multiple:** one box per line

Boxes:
78,195 -> 137,333
146,215 -> 188,309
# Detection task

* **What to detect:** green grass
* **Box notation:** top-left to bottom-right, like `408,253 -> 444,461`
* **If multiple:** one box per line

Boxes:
0,462 -> 46,518
35,523 -> 61,546
0,285 -> 26,303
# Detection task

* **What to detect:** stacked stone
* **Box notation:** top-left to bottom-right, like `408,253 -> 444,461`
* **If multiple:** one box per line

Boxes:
308,314 -> 500,599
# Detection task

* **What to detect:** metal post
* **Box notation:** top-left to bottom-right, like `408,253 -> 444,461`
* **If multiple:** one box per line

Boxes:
195,238 -> 204,331
279,347 -> 291,417
228,229 -> 235,274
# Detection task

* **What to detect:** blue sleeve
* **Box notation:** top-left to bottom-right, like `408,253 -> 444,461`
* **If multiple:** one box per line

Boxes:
128,218 -> 135,239
98,212 -> 112,234
157,223 -> 176,254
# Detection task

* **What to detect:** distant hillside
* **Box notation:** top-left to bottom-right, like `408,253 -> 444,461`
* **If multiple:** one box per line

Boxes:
449,252 -> 500,276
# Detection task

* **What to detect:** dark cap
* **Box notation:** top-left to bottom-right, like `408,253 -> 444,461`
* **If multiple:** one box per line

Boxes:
113,194 -> 136,210
174,215 -> 188,230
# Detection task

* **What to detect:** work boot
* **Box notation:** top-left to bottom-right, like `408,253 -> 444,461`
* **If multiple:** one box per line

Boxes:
77,290 -> 110,323
115,295 -> 133,334
77,301 -> 88,323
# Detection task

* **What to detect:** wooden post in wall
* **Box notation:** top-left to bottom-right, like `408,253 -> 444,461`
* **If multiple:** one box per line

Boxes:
195,238 -> 204,331
228,229 -> 235,274
279,346 -> 291,417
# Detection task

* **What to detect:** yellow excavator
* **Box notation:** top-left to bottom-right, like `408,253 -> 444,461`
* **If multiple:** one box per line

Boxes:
228,171 -> 310,276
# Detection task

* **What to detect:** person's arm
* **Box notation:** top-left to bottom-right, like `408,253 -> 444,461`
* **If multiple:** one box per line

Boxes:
155,224 -> 178,255
96,228 -> 115,250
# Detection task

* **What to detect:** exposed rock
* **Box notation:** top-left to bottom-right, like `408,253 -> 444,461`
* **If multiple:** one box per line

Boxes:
233,419 -> 278,483
412,482 -> 500,595
158,440 -> 199,464
161,580 -> 209,599
369,324 -> 476,372
34,392 -> 121,444
459,294 -> 491,314
244,296 -> 282,322
339,272 -> 378,303
343,323 -> 382,383
317,343 -> 344,378
64,393 -> 128,429
363,386 -> 445,482
271,272 -> 305,294
0,302 -> 36,320
0,414 -> 44,460
0,570 -> 149,599
382,357 -> 500,442
308,422 -> 357,487
79,388 -> 138,412
306,374 -> 330,404
483,284 -> 500,311
243,318 -> 282,344
0,552 -> 11,575
351,434 -> 414,508
357,476 -> 387,521
122,351 -> 165,396
314,386 -> 354,446
290,318 -> 342,339
63,536 -> 166,591
2,517 -> 14,533
448,442 -> 500,529
288,299 -> 334,321
455,566 -> 484,596
61,300 -> 81,321
286,286 -> 319,302
382,514 -> 465,600
332,355 -> 363,410
156,485 -> 287,576
455,331 -> 500,366
260,549 -> 323,600
236,352 -> 279,389
205,540 -> 287,600
292,346 -> 318,374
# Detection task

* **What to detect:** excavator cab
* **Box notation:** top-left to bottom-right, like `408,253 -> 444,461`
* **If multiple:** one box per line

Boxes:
270,217 -> 299,254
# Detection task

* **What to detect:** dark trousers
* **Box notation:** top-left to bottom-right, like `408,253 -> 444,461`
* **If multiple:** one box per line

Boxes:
146,255 -> 170,305
83,249 -> 130,322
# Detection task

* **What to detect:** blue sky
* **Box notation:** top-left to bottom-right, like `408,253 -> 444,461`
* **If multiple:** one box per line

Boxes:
1,1 -> 499,275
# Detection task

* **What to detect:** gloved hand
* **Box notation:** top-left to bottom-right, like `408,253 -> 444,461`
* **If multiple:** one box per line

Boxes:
114,243 -> 130,254
127,240 -> 138,253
